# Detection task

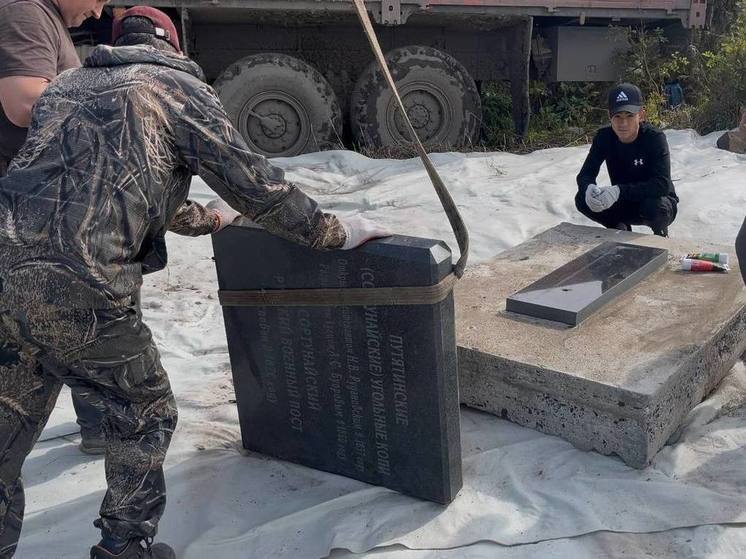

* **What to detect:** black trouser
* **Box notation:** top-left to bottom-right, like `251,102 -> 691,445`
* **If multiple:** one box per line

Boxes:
0,303 -> 177,557
575,191 -> 678,236
72,392 -> 106,441
0,159 -> 104,443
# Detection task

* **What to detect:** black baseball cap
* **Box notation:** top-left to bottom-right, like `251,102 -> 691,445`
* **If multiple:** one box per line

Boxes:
608,83 -> 643,115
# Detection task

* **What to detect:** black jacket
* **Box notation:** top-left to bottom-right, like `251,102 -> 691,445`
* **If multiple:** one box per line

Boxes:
0,46 -> 345,309
577,123 -> 678,203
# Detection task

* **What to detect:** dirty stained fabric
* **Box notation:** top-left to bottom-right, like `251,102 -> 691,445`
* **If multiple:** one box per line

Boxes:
0,44 -> 345,552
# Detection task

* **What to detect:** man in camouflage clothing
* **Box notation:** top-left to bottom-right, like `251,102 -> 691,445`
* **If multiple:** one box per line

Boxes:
0,0 -> 233,455
0,7 -> 387,559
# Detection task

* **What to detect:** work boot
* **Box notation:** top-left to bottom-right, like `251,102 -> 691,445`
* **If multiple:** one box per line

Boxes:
79,432 -> 107,455
90,538 -> 175,558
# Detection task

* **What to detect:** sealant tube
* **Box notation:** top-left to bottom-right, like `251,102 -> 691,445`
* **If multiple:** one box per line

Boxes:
681,258 -> 729,272
686,252 -> 729,265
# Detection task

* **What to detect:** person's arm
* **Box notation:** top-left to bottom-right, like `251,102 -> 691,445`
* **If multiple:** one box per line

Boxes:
617,132 -> 672,202
0,76 -> 49,127
167,198 -> 244,236
168,199 -> 220,237
174,84 -> 346,249
0,4 -> 61,127
576,131 -> 605,194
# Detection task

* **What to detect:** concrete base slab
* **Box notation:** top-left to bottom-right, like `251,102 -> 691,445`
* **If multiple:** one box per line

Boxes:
456,222 -> 746,468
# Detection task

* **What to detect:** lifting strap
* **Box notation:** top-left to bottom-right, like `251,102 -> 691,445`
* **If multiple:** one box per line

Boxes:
352,0 -> 469,279
219,1 -> 469,308
218,273 -> 457,308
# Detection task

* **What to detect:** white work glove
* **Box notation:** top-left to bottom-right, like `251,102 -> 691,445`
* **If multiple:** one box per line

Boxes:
592,184 -> 620,211
206,198 -> 242,232
585,184 -> 605,213
339,214 -> 392,250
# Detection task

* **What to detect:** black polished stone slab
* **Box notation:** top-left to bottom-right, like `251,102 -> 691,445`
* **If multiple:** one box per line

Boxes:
212,223 -> 461,504
506,242 -> 668,326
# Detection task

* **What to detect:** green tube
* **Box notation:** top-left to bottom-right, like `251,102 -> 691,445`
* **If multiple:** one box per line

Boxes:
686,252 -> 729,265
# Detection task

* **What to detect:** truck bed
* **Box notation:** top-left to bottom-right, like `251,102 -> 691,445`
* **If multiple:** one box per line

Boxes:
108,0 -> 705,27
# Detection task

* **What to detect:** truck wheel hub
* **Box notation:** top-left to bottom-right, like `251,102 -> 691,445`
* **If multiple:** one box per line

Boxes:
390,84 -> 450,143
407,103 -> 432,129
239,92 -> 310,156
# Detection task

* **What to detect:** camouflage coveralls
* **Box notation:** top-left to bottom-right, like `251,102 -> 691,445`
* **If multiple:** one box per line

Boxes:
0,45 -> 345,556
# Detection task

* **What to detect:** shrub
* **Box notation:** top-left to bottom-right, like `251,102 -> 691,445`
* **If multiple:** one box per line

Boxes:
693,0 -> 746,132
616,26 -> 692,126
480,82 -> 514,145
617,0 -> 746,133
480,81 -> 608,151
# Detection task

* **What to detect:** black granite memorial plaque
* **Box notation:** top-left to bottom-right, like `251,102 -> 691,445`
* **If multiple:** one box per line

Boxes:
506,242 -> 668,326
212,223 -> 462,504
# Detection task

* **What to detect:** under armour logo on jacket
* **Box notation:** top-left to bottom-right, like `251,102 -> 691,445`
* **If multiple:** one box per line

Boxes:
616,92 -> 629,102
634,158 -> 644,166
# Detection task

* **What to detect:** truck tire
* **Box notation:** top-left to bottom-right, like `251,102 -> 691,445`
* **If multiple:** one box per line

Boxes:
351,45 -> 481,150
213,53 -> 342,158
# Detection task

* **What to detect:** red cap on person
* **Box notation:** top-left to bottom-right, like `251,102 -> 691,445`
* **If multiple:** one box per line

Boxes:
112,7 -> 181,53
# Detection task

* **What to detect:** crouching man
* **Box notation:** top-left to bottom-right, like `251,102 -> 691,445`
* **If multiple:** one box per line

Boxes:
0,7 -> 388,559
575,83 -> 679,237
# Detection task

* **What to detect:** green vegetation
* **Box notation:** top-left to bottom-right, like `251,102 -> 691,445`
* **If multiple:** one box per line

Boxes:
480,0 -> 746,151
619,2 -> 746,134
617,27 -> 691,128
481,81 -> 609,152
691,0 -> 746,132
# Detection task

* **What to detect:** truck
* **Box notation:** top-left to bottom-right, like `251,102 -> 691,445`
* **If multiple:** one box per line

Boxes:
77,1 -> 707,157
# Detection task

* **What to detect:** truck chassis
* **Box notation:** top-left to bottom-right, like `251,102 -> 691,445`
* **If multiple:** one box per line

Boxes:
100,1 -> 705,156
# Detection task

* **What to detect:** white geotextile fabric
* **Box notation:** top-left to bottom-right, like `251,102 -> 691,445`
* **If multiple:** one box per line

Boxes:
16,130 -> 746,558
326,524 -> 746,559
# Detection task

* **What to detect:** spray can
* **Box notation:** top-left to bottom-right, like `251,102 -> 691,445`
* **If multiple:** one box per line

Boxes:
681,258 -> 729,272
686,252 -> 729,266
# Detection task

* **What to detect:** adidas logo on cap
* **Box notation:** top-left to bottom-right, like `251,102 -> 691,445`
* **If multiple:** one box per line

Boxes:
608,83 -> 643,114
